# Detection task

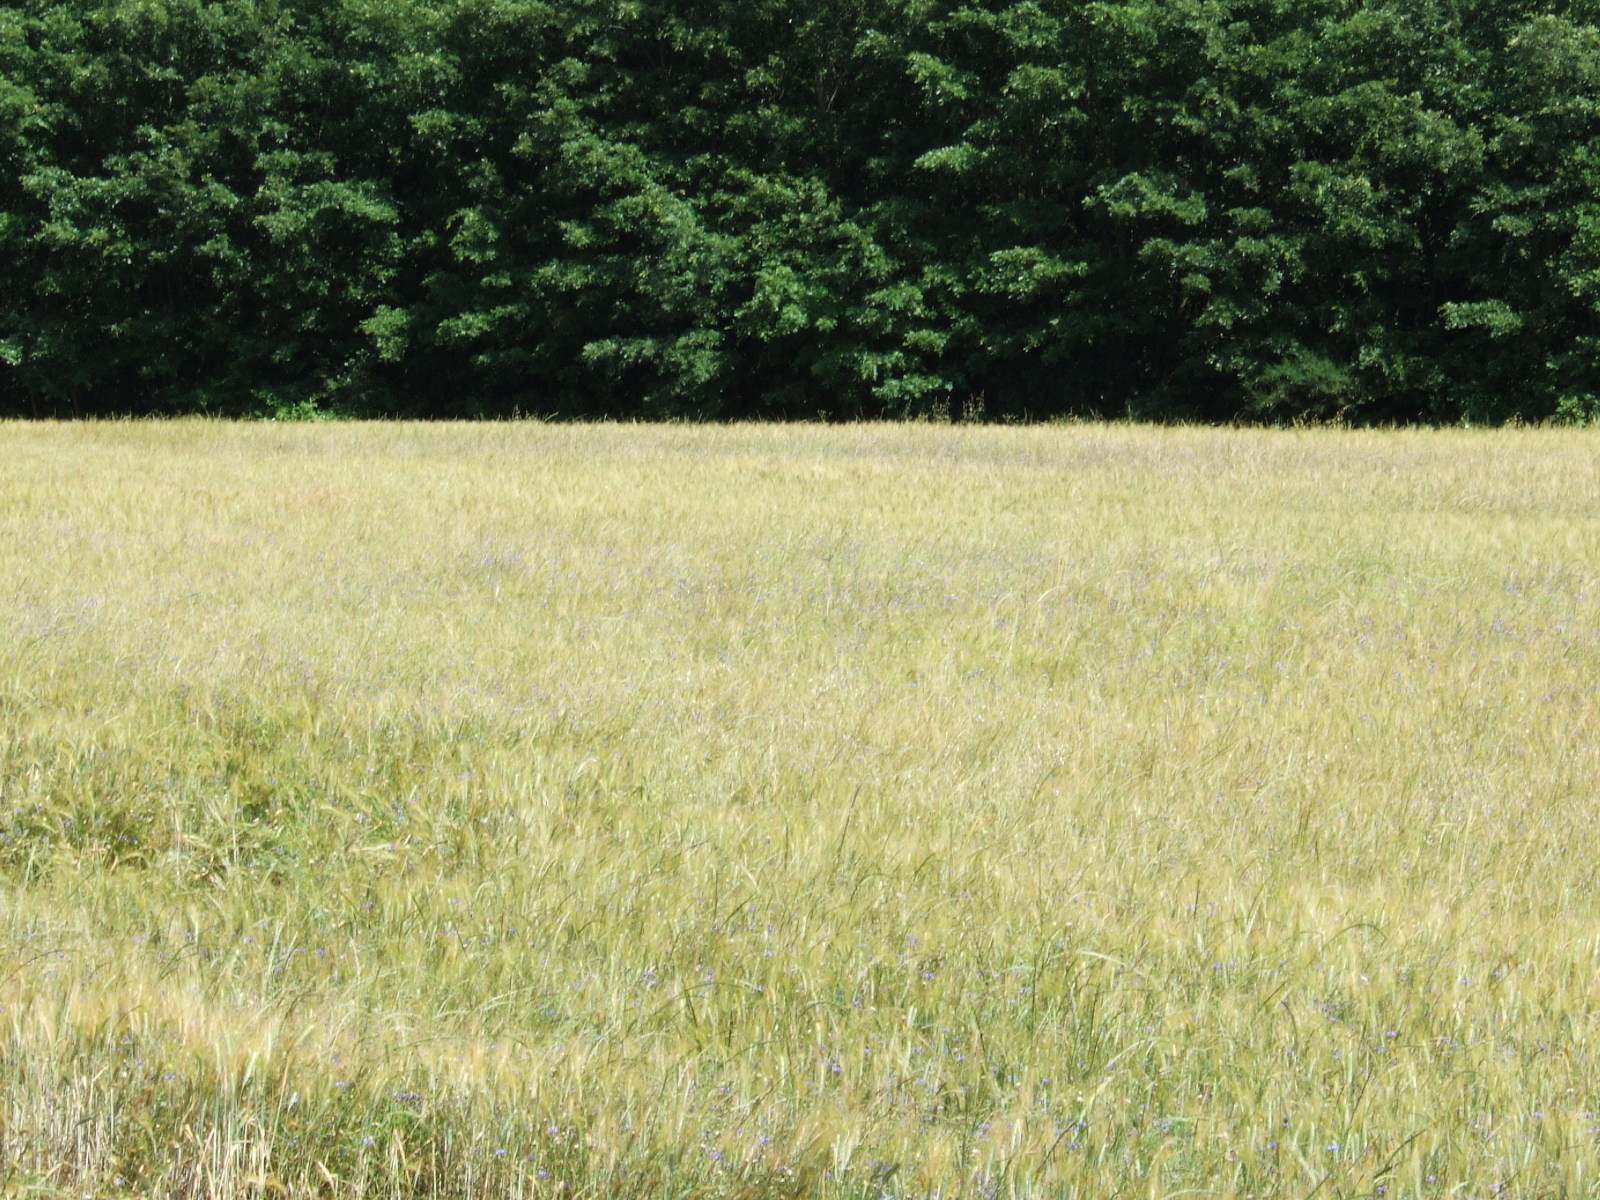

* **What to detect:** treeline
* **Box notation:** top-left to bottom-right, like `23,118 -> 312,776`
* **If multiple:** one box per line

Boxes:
3,0 -> 1600,422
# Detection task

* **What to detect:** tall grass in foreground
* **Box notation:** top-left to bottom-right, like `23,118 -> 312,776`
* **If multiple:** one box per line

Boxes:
2,422 -> 1599,1199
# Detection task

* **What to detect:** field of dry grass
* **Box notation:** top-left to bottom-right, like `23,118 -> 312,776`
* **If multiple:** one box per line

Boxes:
3,421 -> 1600,1199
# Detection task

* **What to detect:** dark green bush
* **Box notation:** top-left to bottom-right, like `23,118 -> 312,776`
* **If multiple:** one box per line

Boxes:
4,0 -> 1599,423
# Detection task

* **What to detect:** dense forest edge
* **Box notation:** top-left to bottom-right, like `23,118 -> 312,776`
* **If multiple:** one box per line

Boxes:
3,0 -> 1600,423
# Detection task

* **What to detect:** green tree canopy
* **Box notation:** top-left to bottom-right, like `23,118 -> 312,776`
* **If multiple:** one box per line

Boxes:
4,0 -> 1599,421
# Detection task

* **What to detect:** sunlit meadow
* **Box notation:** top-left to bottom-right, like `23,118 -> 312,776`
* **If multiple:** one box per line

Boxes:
3,421 -> 1600,1199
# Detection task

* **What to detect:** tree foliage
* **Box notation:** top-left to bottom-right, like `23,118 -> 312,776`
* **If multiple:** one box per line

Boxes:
4,0 -> 1600,421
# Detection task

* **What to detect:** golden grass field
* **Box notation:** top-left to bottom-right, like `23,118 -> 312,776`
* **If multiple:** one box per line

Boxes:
3,421 -> 1600,1199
